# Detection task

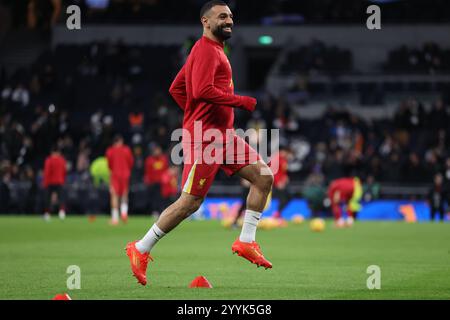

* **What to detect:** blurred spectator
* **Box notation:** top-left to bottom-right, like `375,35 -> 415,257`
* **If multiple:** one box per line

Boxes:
362,175 -> 380,203
302,173 -> 326,218
144,144 -> 169,216
427,173 -> 448,222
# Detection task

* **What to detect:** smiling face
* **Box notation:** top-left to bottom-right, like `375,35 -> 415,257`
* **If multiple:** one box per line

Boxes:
201,5 -> 234,42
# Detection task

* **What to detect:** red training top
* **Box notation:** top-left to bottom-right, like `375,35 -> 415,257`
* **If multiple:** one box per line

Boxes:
144,154 -> 169,185
328,177 -> 355,201
43,154 -> 66,187
169,36 -> 256,142
272,151 -> 289,188
160,169 -> 178,198
106,145 -> 134,178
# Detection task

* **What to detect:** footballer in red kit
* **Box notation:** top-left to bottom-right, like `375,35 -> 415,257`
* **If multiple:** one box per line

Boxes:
106,135 -> 134,225
328,177 -> 363,227
160,166 -> 180,207
144,144 -> 169,215
43,147 -> 67,221
271,147 -> 293,218
126,0 -> 274,286
231,147 -> 293,227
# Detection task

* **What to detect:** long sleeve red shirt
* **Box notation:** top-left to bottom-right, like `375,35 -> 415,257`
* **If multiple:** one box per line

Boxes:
43,154 -> 66,187
169,36 -> 255,141
160,169 -> 178,198
106,145 -> 134,178
328,177 -> 355,201
144,154 -> 169,185
272,151 -> 289,188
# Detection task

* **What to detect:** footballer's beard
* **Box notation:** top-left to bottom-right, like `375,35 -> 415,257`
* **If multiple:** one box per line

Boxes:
212,24 -> 233,41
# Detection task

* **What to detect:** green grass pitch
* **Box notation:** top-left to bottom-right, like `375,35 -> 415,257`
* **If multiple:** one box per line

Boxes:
0,216 -> 449,300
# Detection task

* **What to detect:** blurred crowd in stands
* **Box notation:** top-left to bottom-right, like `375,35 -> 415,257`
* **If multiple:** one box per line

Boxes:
2,0 -> 450,30
384,42 -> 450,74
239,94 -> 450,186
280,39 -> 353,75
282,40 -> 450,76
1,54 -> 450,191
1,33 -> 450,213
2,0 -> 61,32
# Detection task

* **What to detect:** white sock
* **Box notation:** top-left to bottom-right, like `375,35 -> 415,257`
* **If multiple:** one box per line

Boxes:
239,209 -> 262,243
120,203 -> 128,216
58,210 -> 66,219
111,208 -> 119,221
136,224 -> 166,253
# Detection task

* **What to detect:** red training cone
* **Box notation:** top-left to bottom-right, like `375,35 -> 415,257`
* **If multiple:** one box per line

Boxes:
189,276 -> 213,288
52,293 -> 72,300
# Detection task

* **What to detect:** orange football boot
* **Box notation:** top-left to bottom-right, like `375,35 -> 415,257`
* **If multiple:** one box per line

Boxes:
231,239 -> 272,269
121,213 -> 128,224
125,241 -> 153,285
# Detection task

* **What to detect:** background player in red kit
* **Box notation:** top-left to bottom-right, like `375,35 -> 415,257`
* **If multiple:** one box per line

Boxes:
144,144 -> 169,216
126,0 -> 274,286
231,146 -> 293,227
106,135 -> 134,225
160,165 -> 180,208
271,146 -> 294,218
328,176 -> 363,228
43,147 -> 67,221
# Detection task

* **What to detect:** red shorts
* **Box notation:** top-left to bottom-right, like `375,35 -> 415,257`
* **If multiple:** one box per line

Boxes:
181,134 -> 261,197
111,175 -> 130,196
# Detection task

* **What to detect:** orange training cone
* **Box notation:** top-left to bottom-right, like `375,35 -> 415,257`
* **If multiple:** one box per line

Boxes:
189,276 -> 213,288
52,293 -> 72,300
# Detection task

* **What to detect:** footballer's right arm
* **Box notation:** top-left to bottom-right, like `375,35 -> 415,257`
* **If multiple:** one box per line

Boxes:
169,65 -> 187,110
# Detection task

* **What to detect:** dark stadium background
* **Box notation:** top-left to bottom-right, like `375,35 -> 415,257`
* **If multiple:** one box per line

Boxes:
0,0 -> 449,218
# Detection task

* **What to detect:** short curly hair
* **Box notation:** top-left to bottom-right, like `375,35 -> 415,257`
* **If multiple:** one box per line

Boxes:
199,1 -> 228,19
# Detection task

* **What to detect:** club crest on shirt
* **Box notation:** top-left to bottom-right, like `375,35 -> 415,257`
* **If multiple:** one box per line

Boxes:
154,161 -> 163,170
198,178 -> 207,188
